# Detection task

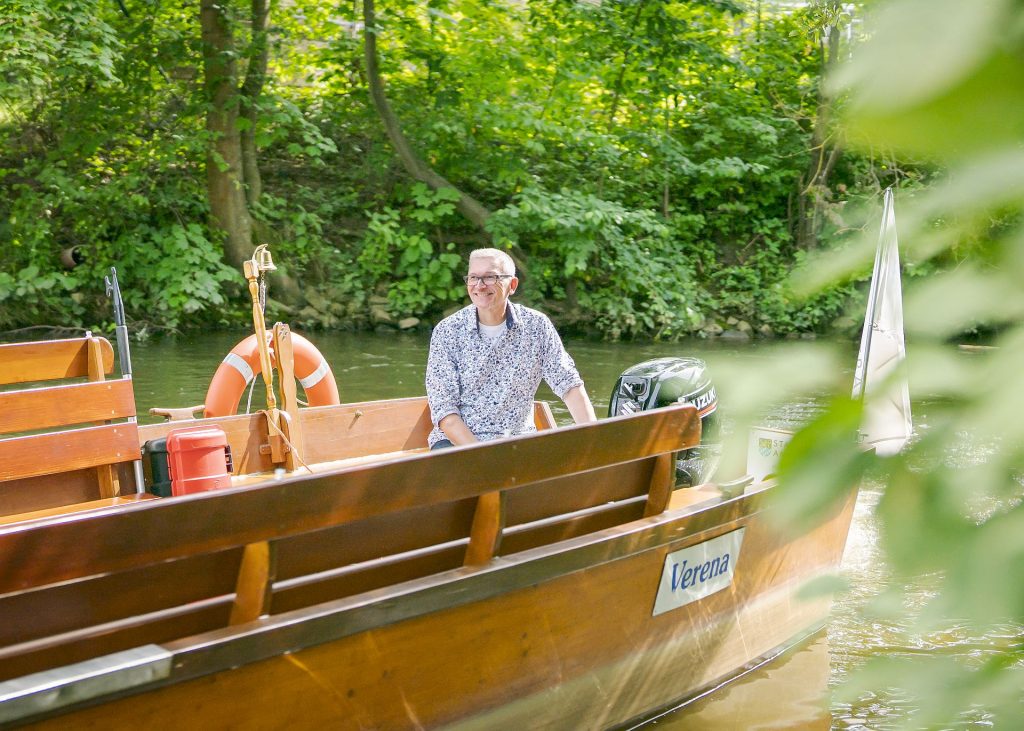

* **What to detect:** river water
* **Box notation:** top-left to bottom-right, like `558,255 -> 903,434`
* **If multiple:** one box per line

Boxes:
124,330 -> 985,730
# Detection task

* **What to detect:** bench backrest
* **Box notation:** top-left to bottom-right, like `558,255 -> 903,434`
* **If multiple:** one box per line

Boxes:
0,337 -> 139,515
0,404 -> 699,681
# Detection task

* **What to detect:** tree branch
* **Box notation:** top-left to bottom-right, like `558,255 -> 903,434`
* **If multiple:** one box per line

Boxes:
239,0 -> 271,206
361,0 -> 492,232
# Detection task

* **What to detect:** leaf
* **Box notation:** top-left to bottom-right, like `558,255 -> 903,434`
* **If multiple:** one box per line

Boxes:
833,0 -> 1010,111
771,396 -> 870,531
837,0 -> 1024,158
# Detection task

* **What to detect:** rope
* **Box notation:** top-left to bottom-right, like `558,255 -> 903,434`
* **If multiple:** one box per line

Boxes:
265,414 -> 315,475
245,375 -> 257,414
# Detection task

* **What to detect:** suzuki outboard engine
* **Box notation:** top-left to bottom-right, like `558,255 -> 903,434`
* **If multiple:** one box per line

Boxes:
608,357 -> 721,487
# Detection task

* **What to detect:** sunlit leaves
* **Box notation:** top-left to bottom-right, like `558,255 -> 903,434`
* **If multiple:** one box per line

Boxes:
835,0 -> 1024,159
0,0 -> 122,103
782,0 -> 1024,725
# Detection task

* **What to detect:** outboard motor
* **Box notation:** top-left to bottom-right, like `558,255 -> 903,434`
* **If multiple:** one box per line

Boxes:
609,357 -> 721,487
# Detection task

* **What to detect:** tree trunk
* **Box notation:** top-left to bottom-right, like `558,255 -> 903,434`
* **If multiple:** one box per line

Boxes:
362,0 -> 491,231
240,0 -> 271,208
200,0 -> 253,270
200,0 -> 302,302
797,21 -> 843,250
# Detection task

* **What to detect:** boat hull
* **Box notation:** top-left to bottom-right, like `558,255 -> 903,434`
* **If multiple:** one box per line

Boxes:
22,485 -> 855,730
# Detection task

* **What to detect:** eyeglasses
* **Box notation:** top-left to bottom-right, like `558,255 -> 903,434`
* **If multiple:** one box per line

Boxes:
463,274 -> 513,286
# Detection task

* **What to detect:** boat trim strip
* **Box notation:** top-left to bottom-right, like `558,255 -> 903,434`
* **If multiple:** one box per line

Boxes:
0,644 -> 172,725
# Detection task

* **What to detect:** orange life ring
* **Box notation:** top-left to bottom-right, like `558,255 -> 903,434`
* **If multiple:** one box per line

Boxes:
203,333 -> 340,417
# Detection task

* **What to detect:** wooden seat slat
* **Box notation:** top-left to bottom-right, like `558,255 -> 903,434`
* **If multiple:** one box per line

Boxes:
0,423 -> 140,483
0,379 -> 137,435
0,338 -> 113,386
499,498 -> 647,556
0,405 -> 699,595
0,599 -> 232,683
299,398 -> 434,463
0,548 -> 243,646
0,470 -> 106,517
274,499 -> 477,581
270,543 -> 467,615
504,459 -> 657,527
0,494 -> 155,526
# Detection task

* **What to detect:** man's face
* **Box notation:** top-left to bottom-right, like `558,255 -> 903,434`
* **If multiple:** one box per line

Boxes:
466,256 -> 517,320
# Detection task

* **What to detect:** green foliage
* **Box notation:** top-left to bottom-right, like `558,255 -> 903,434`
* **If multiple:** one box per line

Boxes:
489,187 -> 701,338
0,0 -> 122,102
354,185 -> 464,318
772,0 -> 1024,725
0,0 -> 245,330
0,266 -> 85,329
0,0 -> 887,338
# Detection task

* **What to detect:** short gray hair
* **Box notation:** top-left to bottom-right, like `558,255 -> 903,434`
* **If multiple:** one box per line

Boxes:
469,248 -> 515,277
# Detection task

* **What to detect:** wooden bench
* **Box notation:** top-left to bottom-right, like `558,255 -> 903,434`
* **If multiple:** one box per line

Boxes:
131,397 -> 555,485
0,336 -> 141,517
0,405 -> 700,683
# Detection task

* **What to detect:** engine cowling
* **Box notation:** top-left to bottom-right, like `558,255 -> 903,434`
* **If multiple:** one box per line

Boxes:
608,357 -> 721,487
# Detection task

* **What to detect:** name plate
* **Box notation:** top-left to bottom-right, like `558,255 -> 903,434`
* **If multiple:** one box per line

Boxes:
652,528 -> 745,616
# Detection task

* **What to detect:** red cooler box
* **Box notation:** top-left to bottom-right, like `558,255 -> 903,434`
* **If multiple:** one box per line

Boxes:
166,426 -> 233,496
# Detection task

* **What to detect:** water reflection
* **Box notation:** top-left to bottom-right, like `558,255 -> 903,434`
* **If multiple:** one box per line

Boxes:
637,635 -> 833,730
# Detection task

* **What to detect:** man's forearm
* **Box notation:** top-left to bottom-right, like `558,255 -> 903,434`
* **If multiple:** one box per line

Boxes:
563,385 -> 597,425
439,413 -> 479,445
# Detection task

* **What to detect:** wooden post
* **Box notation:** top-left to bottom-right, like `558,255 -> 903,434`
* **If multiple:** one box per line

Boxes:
643,453 -> 675,518
87,336 -> 119,499
464,491 -> 506,566
229,540 -> 277,625
273,323 -> 304,471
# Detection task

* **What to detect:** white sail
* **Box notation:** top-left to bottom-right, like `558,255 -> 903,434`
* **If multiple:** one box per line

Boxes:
852,187 -> 912,456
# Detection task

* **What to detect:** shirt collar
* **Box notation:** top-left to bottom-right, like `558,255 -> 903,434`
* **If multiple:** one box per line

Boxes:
462,302 -> 518,332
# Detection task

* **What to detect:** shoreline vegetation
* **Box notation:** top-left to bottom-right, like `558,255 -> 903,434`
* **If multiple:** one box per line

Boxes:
1,1 -> 922,342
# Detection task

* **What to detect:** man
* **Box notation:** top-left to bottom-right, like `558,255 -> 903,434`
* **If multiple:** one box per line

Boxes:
425,248 -> 597,449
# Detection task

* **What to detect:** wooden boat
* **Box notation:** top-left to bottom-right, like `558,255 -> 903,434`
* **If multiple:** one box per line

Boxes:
0,331 -> 856,729
0,246 -> 869,728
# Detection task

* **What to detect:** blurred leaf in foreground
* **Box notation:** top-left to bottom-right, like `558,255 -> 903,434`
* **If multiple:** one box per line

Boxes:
783,0 -> 1024,726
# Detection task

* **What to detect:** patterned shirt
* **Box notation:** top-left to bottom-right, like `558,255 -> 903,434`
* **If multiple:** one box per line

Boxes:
425,302 -> 584,447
